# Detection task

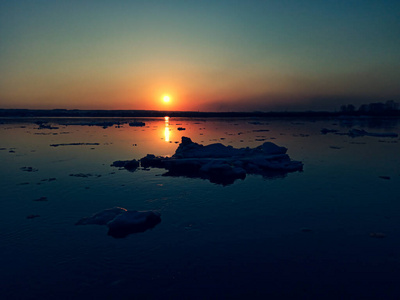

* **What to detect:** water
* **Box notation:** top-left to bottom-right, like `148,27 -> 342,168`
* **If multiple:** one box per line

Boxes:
1,117 -> 400,299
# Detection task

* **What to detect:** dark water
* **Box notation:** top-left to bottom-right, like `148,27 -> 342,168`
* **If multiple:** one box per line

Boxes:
1,117 -> 400,299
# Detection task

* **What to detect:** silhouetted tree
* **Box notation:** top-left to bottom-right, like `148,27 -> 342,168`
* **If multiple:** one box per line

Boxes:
340,104 -> 355,113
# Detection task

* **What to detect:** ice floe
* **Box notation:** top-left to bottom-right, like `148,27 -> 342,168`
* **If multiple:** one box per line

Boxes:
69,173 -> 102,178
35,121 -> 59,130
113,136 -> 303,185
320,127 -> 398,138
50,143 -> 100,147
76,207 -> 161,238
26,214 -> 40,219
321,127 -> 398,138
129,121 -> 146,127
347,129 -> 398,138
33,196 -> 48,202
20,167 -> 38,172
111,160 -> 139,171
320,128 -> 338,134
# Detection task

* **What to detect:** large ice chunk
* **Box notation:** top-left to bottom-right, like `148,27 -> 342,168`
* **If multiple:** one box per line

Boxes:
113,137 -> 303,185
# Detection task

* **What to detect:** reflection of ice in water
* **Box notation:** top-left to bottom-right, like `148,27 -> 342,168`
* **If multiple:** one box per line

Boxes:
164,116 -> 170,142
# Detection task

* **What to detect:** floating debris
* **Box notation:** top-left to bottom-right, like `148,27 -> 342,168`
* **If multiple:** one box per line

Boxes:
379,176 -> 391,180
177,127 -> 186,131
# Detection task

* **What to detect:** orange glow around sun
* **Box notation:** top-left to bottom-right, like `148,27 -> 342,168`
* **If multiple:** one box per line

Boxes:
162,95 -> 171,103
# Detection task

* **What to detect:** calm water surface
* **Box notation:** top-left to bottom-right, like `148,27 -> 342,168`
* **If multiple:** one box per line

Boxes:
1,117 -> 400,299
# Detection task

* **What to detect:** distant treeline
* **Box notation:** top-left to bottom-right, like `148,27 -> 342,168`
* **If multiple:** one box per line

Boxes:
340,100 -> 399,115
1,108 -> 400,118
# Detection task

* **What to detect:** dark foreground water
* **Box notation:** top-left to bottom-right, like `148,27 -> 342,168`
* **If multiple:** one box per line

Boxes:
1,117 -> 400,299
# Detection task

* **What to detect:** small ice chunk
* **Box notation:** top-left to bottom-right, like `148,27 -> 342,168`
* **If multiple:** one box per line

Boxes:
129,121 -> 145,127
21,167 -> 38,172
111,160 -> 139,171
261,142 -> 287,155
321,128 -> 338,134
75,207 -> 127,225
76,208 -> 161,238
33,196 -> 48,202
107,210 -> 161,238
26,214 -> 40,219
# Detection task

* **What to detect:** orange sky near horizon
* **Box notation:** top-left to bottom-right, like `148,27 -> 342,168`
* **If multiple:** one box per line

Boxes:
1,1 -> 400,112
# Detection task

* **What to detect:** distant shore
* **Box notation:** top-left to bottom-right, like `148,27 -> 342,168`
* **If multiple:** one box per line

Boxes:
1,108 -> 400,119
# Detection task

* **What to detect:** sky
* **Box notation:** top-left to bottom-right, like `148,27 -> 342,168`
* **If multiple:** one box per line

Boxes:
1,0 -> 400,112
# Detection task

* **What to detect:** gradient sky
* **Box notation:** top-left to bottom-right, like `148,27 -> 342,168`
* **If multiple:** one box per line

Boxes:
1,0 -> 400,111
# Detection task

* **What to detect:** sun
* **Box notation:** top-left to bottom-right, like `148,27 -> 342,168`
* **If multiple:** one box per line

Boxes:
163,95 -> 171,103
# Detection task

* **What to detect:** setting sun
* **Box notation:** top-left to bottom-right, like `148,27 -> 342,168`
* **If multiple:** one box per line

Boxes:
163,95 -> 171,103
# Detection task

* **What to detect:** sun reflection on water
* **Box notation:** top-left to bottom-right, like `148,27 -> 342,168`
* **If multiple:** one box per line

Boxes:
164,116 -> 170,142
